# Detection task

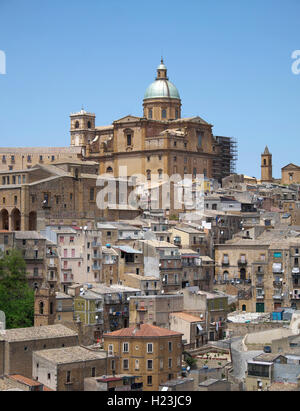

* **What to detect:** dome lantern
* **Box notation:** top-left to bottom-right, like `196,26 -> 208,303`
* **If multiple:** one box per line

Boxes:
143,59 -> 182,121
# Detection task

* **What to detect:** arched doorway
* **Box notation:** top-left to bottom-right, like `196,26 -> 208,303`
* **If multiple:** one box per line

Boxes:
29,211 -> 37,231
223,271 -> 229,283
11,208 -> 21,231
0,209 -> 9,230
242,304 -> 246,312
240,268 -> 246,281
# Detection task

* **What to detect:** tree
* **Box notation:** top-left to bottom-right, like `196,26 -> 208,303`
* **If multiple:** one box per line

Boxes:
0,249 -> 34,329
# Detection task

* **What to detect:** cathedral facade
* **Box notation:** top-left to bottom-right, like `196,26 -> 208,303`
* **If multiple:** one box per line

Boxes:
70,59 -> 236,182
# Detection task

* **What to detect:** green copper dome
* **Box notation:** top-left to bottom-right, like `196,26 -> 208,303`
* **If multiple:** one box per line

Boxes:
144,79 -> 180,100
144,58 -> 180,100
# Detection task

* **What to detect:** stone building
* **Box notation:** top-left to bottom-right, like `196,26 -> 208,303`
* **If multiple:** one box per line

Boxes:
169,312 -> 207,349
34,284 -> 56,327
281,163 -> 300,185
0,147 -> 82,172
0,324 -> 78,378
129,294 -> 184,328
138,239 -> 182,293
215,228 -> 300,312
32,346 -> 112,391
103,323 -> 183,391
76,59 -> 236,188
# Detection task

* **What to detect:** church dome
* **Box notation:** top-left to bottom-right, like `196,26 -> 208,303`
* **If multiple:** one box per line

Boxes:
144,58 -> 180,100
144,79 -> 180,100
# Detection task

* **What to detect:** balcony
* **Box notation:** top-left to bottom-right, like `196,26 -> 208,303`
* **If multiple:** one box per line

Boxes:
92,253 -> 102,260
273,280 -> 282,288
160,255 -> 181,261
92,241 -> 101,247
92,264 -> 101,270
47,273 -> 58,282
222,261 -> 229,267
238,259 -> 247,267
273,294 -> 283,300
256,294 -> 265,300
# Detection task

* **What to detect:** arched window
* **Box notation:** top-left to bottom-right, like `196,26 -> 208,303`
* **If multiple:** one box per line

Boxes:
162,109 -> 167,119
39,301 -> 44,315
146,170 -> 151,181
263,159 -> 267,166
158,169 -> 163,180
106,167 -> 113,173
75,121 -> 79,129
148,109 -> 153,119
87,121 -> 91,129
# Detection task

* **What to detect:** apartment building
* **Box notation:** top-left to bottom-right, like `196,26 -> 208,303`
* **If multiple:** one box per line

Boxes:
103,323 -> 183,391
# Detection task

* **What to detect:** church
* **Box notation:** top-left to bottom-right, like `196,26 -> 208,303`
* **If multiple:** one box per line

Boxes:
0,59 -> 237,231
70,58 -> 237,182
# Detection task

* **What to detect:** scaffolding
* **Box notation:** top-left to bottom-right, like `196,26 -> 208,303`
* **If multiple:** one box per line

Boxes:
212,136 -> 238,182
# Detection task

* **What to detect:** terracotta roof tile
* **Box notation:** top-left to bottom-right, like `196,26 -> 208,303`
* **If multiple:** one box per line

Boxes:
170,312 -> 204,323
9,375 -> 42,387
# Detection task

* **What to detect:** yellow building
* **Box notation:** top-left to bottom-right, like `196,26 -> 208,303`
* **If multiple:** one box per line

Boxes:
281,163 -> 300,185
74,59 -> 236,186
103,323 -> 183,391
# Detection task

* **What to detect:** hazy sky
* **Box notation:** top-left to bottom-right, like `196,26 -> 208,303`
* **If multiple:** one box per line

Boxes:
0,0 -> 299,178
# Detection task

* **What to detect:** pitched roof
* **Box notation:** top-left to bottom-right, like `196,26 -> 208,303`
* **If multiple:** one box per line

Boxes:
104,323 -> 183,338
170,312 -> 204,323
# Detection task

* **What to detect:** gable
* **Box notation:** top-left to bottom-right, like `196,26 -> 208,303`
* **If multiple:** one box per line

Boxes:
113,115 -> 143,124
282,163 -> 300,171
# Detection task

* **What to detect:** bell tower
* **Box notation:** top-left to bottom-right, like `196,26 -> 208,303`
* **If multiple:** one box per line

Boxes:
34,283 -> 56,327
261,146 -> 273,183
70,108 -> 96,147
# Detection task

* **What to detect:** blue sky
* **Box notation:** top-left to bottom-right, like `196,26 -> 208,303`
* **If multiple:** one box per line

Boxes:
0,0 -> 299,178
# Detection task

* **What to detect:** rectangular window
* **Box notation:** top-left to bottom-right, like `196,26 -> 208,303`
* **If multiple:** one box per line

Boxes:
123,342 -> 129,353
127,134 -> 132,146
90,188 -> 95,201
198,131 -> 203,147
123,359 -> 129,370
147,375 -> 152,385
147,343 -> 153,353
147,359 -> 153,370
66,371 -> 71,383
168,342 -> 172,352
108,344 -> 113,356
